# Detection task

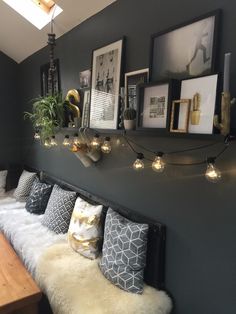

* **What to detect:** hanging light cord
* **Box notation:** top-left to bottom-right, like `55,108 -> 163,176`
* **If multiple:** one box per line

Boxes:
124,135 -> 220,156
123,134 -> 230,166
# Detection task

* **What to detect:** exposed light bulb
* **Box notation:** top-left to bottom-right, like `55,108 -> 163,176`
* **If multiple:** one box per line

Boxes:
101,137 -> 112,154
34,131 -> 40,140
63,135 -> 71,146
73,133 -> 80,145
43,138 -> 51,148
133,153 -> 144,171
205,158 -> 221,183
152,153 -> 165,173
90,134 -> 100,149
50,135 -> 58,147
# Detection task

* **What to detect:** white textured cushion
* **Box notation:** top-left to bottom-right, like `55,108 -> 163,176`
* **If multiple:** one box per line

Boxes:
0,170 -> 7,196
68,197 -> 103,259
13,170 -> 37,201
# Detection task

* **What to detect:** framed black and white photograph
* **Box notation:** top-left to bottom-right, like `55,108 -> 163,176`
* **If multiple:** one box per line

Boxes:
125,68 -> 149,110
89,38 -> 124,129
180,73 -> 219,134
79,69 -> 91,89
137,81 -> 179,131
150,10 -> 220,81
40,59 -> 61,96
81,89 -> 91,128
170,99 -> 191,133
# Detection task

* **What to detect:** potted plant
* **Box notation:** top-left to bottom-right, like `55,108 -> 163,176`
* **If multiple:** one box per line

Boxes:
123,107 -> 136,130
24,93 -> 64,143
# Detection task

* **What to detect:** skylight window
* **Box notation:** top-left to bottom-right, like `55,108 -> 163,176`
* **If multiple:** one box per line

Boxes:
3,0 -> 63,30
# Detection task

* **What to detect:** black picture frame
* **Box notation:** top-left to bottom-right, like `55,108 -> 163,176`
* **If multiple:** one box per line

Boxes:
136,80 -> 180,132
124,68 -> 149,110
40,59 -> 61,96
89,37 -> 125,130
150,9 -> 221,81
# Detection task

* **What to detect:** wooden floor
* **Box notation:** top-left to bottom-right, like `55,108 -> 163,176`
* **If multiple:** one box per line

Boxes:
0,233 -> 42,314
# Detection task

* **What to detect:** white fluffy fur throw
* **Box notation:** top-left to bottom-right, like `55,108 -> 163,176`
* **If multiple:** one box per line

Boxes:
36,242 -> 172,314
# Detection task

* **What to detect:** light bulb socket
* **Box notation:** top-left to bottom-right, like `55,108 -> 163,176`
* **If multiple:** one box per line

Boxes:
156,152 -> 164,157
105,136 -> 110,141
207,157 -> 216,164
65,135 -> 69,139
137,153 -> 144,160
74,133 -> 78,137
94,133 -> 100,138
51,135 -> 55,139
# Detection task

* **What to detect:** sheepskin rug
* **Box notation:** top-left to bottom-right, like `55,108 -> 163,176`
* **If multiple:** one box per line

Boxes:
0,196 -> 66,275
36,242 -> 172,314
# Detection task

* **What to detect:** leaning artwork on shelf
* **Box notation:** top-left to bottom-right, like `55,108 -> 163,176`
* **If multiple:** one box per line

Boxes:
150,10 -> 220,81
180,73 -> 219,134
89,38 -> 124,129
137,82 -> 173,131
124,69 -> 149,110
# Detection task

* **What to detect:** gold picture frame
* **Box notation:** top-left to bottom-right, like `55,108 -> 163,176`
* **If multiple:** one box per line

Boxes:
170,99 -> 191,133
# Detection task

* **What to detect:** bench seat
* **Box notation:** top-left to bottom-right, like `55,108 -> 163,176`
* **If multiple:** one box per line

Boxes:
0,193 -> 172,314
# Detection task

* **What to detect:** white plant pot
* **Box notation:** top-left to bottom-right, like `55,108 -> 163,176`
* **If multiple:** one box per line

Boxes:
124,119 -> 136,130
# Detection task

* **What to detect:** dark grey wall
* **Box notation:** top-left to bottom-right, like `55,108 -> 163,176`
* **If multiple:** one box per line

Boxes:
0,52 -> 20,165
18,1 -> 236,313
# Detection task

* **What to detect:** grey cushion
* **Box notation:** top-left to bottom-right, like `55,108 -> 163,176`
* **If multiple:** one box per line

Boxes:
41,184 -> 77,234
25,178 -> 52,215
99,208 -> 149,294
13,170 -> 37,201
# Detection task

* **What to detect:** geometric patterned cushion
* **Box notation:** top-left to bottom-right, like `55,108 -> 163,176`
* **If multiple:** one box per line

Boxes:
99,208 -> 149,294
25,178 -> 53,215
68,197 -> 103,259
41,184 -> 77,234
13,170 -> 37,202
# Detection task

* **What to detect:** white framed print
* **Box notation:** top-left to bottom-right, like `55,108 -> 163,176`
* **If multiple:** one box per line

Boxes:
136,81 -> 178,131
89,38 -> 124,129
180,74 -> 218,134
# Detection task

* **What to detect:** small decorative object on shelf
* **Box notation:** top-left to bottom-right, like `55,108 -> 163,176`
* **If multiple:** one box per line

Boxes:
123,107 -> 136,130
170,99 -> 191,133
190,93 -> 201,125
214,53 -> 233,136
133,153 -> 145,171
205,157 -> 221,183
64,89 -> 81,128
152,152 -> 165,173
101,137 -> 112,154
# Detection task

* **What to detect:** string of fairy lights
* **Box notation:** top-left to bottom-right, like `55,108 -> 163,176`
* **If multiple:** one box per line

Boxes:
34,129 -> 232,183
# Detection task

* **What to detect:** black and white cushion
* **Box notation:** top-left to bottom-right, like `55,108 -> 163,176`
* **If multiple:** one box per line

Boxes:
0,170 -> 7,196
13,170 -> 37,201
25,178 -> 52,215
99,208 -> 149,294
41,184 -> 77,234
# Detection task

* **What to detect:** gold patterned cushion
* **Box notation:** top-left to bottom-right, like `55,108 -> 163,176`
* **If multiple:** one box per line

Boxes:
68,197 -> 103,259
